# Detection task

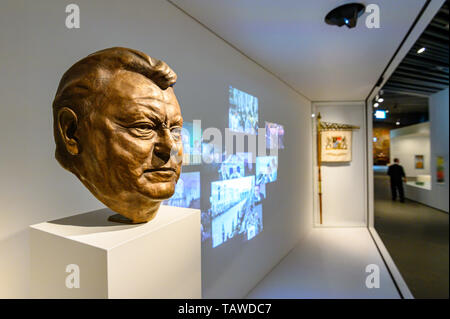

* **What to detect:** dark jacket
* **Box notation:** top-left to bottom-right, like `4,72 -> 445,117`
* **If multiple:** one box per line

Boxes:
387,164 -> 405,183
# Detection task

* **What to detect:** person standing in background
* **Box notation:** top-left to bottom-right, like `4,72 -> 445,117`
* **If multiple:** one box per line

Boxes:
387,158 -> 407,203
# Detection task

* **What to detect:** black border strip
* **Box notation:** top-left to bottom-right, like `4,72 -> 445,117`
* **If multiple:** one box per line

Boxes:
365,0 -> 432,300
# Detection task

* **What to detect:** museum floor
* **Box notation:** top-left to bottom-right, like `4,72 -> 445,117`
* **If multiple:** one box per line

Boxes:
374,173 -> 449,299
246,227 -> 400,298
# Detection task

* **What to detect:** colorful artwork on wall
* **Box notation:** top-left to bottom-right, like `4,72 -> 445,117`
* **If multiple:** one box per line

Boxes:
372,126 -> 390,165
415,155 -> 424,169
437,156 -> 445,183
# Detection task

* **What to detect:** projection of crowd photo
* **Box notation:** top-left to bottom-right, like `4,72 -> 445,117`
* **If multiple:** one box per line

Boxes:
256,156 -> 278,185
164,86 -> 284,248
229,86 -> 259,134
265,121 -> 285,149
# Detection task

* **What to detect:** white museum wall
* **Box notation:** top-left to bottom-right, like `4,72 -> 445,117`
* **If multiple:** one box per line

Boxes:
429,88 -> 449,212
395,91 -> 449,212
312,102 -> 367,227
0,0 -> 313,298
390,122 -> 431,177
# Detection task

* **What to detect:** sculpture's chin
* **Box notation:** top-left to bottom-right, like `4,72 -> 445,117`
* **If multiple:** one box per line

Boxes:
117,182 -> 176,223
138,180 -> 177,201
103,184 -> 177,224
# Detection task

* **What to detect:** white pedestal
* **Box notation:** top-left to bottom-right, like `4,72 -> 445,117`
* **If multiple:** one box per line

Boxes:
30,205 -> 201,299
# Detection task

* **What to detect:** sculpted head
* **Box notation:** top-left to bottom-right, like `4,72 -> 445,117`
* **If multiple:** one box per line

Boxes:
53,47 -> 183,223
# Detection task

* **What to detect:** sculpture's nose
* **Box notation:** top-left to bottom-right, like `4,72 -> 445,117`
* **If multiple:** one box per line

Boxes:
154,128 -> 174,164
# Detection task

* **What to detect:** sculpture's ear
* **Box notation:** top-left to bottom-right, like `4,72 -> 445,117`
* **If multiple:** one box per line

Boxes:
57,107 -> 79,156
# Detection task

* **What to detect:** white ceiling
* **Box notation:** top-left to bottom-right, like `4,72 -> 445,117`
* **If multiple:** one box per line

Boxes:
169,0 -> 427,101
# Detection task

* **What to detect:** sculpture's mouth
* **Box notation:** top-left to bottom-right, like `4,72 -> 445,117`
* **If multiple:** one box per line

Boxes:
144,167 -> 176,173
143,167 -> 177,179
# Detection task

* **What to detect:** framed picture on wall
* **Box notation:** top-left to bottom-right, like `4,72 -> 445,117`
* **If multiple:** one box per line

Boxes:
437,156 -> 445,184
415,155 -> 424,169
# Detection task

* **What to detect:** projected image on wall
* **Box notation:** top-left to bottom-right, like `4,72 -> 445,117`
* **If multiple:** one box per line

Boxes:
229,86 -> 258,134
219,152 -> 253,180
163,172 -> 200,209
182,122 -> 202,165
210,176 -> 258,248
202,142 -> 222,164
253,183 -> 266,204
256,156 -> 278,184
236,152 -> 254,171
265,121 -> 285,149
244,204 -> 263,241
201,210 -> 212,243
175,86 -> 281,248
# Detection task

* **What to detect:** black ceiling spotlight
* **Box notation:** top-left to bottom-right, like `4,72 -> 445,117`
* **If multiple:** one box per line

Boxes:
325,3 -> 366,29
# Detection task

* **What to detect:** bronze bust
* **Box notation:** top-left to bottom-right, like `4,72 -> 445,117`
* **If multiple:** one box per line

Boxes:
53,47 -> 183,224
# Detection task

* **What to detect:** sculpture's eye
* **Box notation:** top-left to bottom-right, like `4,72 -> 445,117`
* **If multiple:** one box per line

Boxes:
131,123 -> 155,136
170,127 -> 182,141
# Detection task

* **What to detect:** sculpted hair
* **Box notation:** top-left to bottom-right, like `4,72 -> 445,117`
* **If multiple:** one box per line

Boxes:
52,47 -> 177,169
